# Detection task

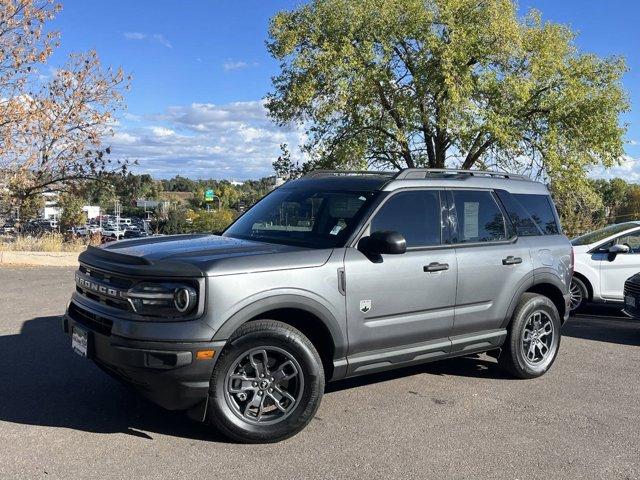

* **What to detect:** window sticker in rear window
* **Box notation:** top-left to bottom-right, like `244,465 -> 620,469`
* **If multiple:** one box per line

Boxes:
463,202 -> 479,240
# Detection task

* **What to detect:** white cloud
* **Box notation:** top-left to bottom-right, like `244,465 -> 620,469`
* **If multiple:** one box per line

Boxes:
223,60 -> 259,72
590,155 -> 640,182
151,126 -> 175,137
123,32 -> 146,40
122,112 -> 142,122
123,32 -> 173,49
112,132 -> 139,145
108,100 -> 306,179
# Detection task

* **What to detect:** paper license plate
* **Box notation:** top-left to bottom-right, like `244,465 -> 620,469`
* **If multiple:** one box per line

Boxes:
625,295 -> 636,309
72,326 -> 88,357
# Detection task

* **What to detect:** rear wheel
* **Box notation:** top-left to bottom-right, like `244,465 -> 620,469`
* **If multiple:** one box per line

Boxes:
569,276 -> 587,313
499,293 -> 561,379
207,320 -> 324,443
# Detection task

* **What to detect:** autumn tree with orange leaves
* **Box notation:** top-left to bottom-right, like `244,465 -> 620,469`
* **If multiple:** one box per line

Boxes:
0,0 -> 130,215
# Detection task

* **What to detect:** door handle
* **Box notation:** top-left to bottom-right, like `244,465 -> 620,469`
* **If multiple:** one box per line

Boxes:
424,262 -> 449,272
502,256 -> 523,265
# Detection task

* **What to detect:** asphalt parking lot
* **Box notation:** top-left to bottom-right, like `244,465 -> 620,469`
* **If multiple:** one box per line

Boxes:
1,266 -> 639,479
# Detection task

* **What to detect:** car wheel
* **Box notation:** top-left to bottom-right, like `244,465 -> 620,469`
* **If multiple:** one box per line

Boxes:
207,320 -> 324,443
499,293 -> 561,379
569,277 -> 587,313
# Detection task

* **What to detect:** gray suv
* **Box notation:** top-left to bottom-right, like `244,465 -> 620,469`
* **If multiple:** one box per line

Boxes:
63,169 -> 572,443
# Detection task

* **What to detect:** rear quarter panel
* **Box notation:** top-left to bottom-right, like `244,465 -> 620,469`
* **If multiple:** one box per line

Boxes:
525,235 -> 573,293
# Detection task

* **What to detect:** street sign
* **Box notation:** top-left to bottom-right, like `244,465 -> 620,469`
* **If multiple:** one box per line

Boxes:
205,189 -> 215,202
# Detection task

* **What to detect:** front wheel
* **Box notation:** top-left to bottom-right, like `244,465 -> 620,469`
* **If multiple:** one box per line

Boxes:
499,293 -> 561,379
207,320 -> 324,443
569,276 -> 587,313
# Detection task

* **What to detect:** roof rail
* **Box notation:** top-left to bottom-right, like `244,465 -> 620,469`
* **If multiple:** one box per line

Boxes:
303,170 -> 396,178
394,168 -> 529,181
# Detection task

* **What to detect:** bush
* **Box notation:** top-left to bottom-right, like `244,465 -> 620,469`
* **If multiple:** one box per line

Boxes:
0,233 -> 88,252
189,209 -> 236,234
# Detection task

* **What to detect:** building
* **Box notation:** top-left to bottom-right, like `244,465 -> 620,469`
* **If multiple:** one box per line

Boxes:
82,205 -> 101,220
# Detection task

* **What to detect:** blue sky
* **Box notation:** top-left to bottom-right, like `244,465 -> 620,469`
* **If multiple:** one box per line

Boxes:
45,0 -> 639,180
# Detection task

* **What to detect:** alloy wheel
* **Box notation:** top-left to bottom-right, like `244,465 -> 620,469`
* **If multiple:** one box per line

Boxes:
521,311 -> 555,366
223,347 -> 304,425
569,279 -> 583,311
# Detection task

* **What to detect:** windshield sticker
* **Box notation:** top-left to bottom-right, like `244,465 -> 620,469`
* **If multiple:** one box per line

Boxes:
330,224 -> 343,235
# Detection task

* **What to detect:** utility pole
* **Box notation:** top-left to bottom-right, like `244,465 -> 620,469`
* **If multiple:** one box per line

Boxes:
115,199 -> 121,234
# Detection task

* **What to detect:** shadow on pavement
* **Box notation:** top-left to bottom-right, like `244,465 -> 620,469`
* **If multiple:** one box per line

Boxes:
563,304 -> 640,347
0,315 -> 224,442
5,308 -> 636,436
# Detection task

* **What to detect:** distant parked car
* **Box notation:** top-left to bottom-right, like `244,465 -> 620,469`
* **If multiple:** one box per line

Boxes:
1,224 -> 16,234
623,273 -> 640,319
101,227 -> 125,240
570,222 -> 640,311
123,229 -> 147,239
75,225 -> 102,236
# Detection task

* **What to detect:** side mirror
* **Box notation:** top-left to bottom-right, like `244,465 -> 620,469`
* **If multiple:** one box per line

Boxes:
609,244 -> 630,254
358,230 -> 407,257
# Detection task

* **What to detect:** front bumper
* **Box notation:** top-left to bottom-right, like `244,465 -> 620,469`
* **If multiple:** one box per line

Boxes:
622,297 -> 640,320
63,301 -> 225,412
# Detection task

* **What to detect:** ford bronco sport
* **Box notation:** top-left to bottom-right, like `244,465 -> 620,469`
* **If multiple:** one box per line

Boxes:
63,169 -> 572,443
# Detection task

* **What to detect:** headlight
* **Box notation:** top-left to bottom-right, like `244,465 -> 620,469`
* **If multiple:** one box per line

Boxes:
125,282 -> 198,317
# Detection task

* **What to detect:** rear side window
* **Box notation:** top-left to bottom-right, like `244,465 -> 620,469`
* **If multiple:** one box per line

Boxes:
450,190 -> 507,243
371,190 -> 441,247
496,191 -> 560,236
514,194 -> 559,235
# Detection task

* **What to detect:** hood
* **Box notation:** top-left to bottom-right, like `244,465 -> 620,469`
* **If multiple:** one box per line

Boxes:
103,234 -> 297,260
571,244 -> 592,254
80,234 -> 333,277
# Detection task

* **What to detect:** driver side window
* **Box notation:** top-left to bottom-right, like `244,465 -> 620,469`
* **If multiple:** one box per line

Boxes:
615,231 -> 640,253
370,190 -> 442,248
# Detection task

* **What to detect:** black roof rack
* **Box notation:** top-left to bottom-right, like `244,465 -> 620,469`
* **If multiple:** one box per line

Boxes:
303,170 -> 396,178
303,168 -> 529,181
394,168 -> 528,180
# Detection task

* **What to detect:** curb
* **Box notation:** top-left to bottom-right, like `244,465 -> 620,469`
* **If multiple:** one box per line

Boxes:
0,250 -> 80,267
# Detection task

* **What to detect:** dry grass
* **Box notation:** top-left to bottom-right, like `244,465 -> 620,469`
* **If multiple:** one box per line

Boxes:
0,233 -> 88,252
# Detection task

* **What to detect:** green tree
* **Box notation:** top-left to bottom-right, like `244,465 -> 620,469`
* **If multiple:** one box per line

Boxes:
58,194 -> 86,231
17,194 -> 45,222
267,0 -> 628,183
190,209 -> 236,234
590,178 -> 630,224
549,175 -> 603,238
273,143 -> 302,179
616,185 -> 640,224
162,207 -> 188,234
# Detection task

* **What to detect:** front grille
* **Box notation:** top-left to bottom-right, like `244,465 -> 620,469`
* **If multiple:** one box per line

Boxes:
79,265 -> 134,289
76,265 -> 133,311
624,280 -> 640,297
68,302 -> 113,336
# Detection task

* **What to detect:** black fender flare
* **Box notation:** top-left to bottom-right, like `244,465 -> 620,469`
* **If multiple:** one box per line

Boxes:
501,268 -> 568,328
212,294 -> 347,361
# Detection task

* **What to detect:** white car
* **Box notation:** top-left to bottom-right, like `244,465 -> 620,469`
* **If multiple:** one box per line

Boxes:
101,227 -> 125,239
75,225 -> 102,236
570,222 -> 640,311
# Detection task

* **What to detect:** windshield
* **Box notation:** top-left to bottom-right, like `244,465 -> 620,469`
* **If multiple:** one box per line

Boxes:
223,188 -> 377,248
571,223 -> 639,246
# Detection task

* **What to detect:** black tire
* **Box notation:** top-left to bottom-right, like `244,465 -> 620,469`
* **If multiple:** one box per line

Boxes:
499,293 -> 561,379
569,276 -> 588,313
207,320 -> 324,443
